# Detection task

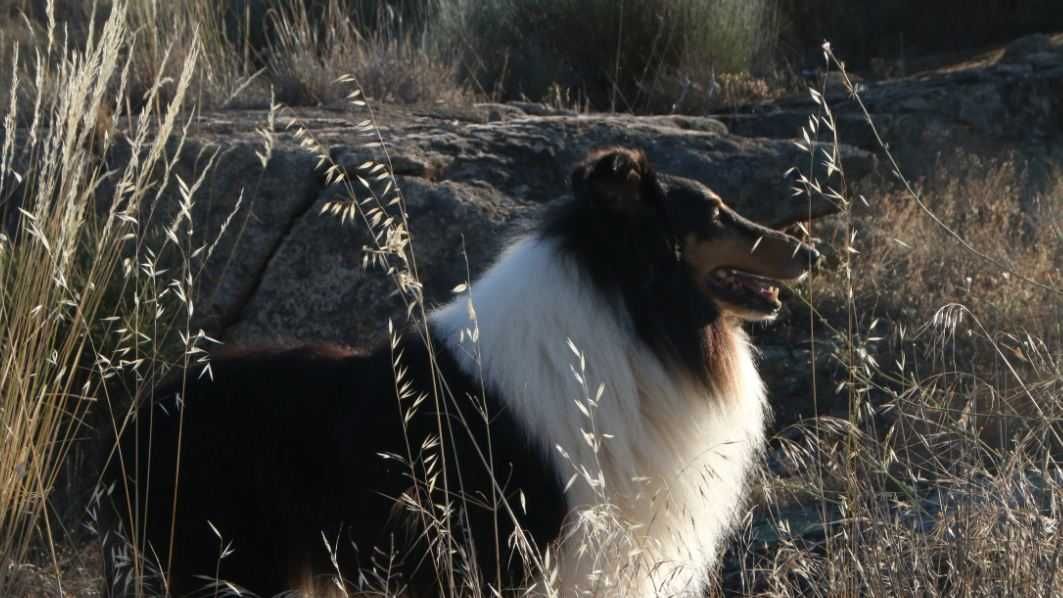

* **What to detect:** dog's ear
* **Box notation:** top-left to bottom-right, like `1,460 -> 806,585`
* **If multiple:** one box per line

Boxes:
571,148 -> 655,211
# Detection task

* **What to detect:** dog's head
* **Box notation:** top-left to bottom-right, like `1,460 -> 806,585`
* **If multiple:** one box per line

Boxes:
568,147 -> 820,323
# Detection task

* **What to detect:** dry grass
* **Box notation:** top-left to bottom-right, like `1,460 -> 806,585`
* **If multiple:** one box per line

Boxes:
641,71 -> 784,115
434,0 -> 781,110
0,0 -> 784,113
0,1 -> 211,593
724,46 -> 1063,597
3,1 -> 1059,113
123,0 -> 263,110
0,1 -> 244,595
0,0 -> 466,112
266,0 -> 464,107
820,159 -> 1063,342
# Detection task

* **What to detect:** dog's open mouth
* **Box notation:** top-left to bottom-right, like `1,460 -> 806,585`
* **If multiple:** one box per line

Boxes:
706,267 -> 787,314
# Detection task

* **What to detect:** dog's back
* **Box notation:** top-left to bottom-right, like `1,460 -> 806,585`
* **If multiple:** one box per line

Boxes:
103,338 -> 564,597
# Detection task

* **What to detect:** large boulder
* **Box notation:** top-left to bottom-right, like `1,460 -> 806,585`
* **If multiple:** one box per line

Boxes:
142,106 -> 874,347
717,33 -> 1063,185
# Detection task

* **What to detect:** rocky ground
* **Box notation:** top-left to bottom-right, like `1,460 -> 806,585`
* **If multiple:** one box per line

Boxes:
722,33 -> 1063,186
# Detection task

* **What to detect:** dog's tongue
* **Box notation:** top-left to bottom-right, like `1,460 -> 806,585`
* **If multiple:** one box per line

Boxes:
734,273 -> 780,302
713,269 -> 781,304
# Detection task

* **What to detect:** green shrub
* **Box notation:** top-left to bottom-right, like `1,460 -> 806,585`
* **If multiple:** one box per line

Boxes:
433,0 -> 780,110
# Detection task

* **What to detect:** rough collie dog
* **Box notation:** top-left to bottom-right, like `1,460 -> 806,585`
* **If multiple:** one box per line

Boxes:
103,147 -> 819,597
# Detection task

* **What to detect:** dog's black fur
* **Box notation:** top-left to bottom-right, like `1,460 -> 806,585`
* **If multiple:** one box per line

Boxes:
104,338 -> 566,596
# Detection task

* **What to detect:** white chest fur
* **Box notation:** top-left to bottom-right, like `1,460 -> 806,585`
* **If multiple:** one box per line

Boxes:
432,237 -> 768,597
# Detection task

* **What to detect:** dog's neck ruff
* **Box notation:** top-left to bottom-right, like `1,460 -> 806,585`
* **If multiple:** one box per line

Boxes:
431,235 -> 768,596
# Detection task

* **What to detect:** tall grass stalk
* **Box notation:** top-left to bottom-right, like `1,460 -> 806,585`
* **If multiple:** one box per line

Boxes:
0,1 -> 207,593
125,0 -> 262,110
